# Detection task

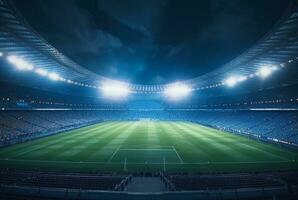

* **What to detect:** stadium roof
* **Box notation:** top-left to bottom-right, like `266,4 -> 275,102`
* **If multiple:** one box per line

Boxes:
0,0 -> 298,93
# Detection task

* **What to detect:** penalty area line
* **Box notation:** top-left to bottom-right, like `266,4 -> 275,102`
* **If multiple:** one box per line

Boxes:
107,146 -> 121,163
118,148 -> 173,151
172,146 -> 184,164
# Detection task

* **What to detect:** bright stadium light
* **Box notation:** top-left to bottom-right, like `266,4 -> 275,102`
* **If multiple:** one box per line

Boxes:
48,72 -> 60,81
7,55 -> 34,71
224,75 -> 248,87
258,66 -> 273,78
101,81 -> 130,100
237,75 -> 247,82
271,65 -> 278,71
0,52 -> 3,57
224,76 -> 238,87
35,68 -> 48,76
164,83 -> 191,101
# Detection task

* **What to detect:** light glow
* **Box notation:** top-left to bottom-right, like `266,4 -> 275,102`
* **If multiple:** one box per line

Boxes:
258,66 -> 273,78
164,83 -> 191,101
48,72 -> 60,81
237,75 -> 247,82
7,55 -> 34,70
101,81 -> 130,100
224,75 -> 248,87
271,65 -> 278,71
35,68 -> 48,76
224,76 -> 238,87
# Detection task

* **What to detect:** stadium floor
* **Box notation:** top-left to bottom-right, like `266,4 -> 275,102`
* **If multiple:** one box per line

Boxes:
0,121 -> 297,172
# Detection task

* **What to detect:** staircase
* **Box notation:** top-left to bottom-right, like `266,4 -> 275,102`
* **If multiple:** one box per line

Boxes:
125,176 -> 169,193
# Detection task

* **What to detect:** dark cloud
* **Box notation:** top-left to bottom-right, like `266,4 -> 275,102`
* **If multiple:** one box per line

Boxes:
13,0 -> 290,84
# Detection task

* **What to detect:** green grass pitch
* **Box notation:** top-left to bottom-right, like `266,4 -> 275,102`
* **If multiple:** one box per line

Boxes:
0,121 -> 298,172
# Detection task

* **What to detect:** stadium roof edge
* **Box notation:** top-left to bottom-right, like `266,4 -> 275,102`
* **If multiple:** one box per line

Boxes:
0,0 -> 298,93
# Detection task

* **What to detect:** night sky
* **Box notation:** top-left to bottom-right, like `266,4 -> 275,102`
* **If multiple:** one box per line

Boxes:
13,0 -> 290,84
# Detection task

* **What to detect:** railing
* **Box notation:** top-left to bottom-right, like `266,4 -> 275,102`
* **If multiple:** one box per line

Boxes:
160,172 -> 175,191
0,184 -> 290,200
114,174 -> 132,191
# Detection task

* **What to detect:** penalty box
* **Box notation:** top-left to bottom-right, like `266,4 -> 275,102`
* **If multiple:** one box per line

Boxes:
109,147 -> 183,164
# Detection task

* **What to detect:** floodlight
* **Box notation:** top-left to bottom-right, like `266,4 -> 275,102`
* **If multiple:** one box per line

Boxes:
7,55 -> 34,70
258,66 -> 272,78
101,81 -> 130,100
224,75 -> 248,87
224,76 -> 238,87
0,52 -> 3,57
48,72 -> 60,81
271,65 -> 278,71
35,68 -> 48,76
164,83 -> 191,101
249,74 -> 255,78
237,76 -> 247,82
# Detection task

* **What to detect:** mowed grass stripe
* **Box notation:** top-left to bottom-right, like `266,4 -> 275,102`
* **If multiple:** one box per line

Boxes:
176,122 -> 259,161
33,122 -> 132,161
179,122 -> 220,162
160,122 -> 211,162
56,122 -> 131,161
147,121 -> 160,145
0,121 -> 118,157
189,121 -> 291,161
193,123 -> 289,154
1,122 -> 120,159
84,121 -> 140,162
186,122 -> 294,161
179,122 -> 242,161
116,122 -> 165,166
120,122 -> 150,149
0,121 -> 297,172
0,122 -> 134,171
0,123 -> 93,157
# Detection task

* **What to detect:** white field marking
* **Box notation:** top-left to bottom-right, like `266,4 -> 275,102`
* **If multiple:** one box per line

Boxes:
118,148 -> 174,151
0,158 -> 296,165
120,144 -> 173,149
172,146 -> 184,163
124,157 -> 127,172
107,146 -> 121,163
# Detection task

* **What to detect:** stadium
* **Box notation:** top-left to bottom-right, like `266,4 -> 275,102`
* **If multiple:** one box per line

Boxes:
0,0 -> 298,199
